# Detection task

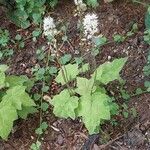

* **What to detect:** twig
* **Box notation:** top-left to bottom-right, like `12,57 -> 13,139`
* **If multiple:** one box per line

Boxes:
6,141 -> 17,150
99,134 -> 124,149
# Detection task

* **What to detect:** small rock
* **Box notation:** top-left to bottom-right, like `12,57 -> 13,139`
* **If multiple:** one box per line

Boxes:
57,134 -> 64,145
108,55 -> 111,60
124,129 -> 145,147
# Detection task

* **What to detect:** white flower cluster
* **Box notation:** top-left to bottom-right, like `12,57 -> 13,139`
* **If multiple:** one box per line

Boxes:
43,16 -> 57,37
83,13 -> 99,39
74,0 -> 83,5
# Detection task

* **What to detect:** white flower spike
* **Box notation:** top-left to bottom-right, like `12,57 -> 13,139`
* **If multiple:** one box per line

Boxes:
43,16 -> 57,37
83,13 -> 99,39
74,0 -> 83,5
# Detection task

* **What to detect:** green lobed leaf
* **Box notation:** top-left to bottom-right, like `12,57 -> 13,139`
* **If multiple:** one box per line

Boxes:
5,75 -> 29,88
48,0 -> 58,8
76,77 -> 95,97
18,106 -> 38,119
0,104 -> 18,139
59,54 -> 72,65
55,64 -> 79,85
51,90 -> 79,119
135,88 -> 143,95
49,66 -> 58,75
145,7 -> 150,29
77,92 -> 111,134
0,65 -> 8,72
15,34 -> 22,41
0,29 -> 9,47
113,34 -> 125,43
32,13 -> 40,24
145,81 -> 150,88
87,0 -> 99,7
1,86 -> 35,110
40,122 -> 48,130
79,63 -> 89,73
0,72 -> 5,89
92,36 -> 107,46
94,58 -> 127,84
32,28 -> 42,37
7,10 -> 30,29
41,102 -> 49,111
147,87 -> 150,92
0,65 -> 8,89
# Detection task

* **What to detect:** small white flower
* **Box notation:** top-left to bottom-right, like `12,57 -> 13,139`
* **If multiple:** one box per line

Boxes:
43,16 -> 57,37
83,13 -> 99,39
74,0 -> 83,5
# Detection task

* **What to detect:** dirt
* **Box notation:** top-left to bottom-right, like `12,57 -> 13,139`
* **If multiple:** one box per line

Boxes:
0,0 -> 150,149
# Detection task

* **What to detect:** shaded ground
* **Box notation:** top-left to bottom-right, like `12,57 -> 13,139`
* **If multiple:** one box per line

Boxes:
0,0 -> 150,149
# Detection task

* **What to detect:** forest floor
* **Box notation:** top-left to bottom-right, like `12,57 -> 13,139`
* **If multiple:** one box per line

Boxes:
0,0 -> 150,149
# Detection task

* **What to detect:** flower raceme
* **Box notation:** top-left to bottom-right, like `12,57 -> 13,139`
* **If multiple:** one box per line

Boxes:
83,13 -> 99,39
43,16 -> 57,56
43,16 -> 57,37
74,0 -> 83,5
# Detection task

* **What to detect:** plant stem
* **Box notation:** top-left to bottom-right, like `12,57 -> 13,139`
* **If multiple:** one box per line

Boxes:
37,42 -> 52,141
132,0 -> 148,7
55,44 -> 75,95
